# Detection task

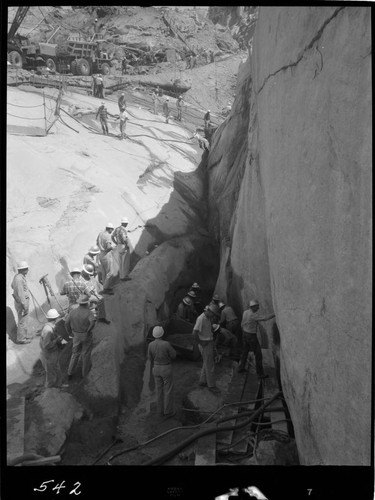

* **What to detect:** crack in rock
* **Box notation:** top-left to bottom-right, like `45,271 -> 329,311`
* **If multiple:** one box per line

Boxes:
257,6 -> 345,94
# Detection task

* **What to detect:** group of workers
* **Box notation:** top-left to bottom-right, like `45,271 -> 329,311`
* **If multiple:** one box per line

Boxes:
148,282 -> 276,418
95,92 -> 129,139
185,49 -> 215,69
10,216 -> 135,389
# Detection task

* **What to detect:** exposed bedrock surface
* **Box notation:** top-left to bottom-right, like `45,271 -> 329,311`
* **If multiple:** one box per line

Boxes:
207,6 -> 371,465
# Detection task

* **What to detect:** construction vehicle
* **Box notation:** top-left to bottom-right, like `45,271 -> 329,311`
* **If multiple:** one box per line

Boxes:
8,7 -> 114,75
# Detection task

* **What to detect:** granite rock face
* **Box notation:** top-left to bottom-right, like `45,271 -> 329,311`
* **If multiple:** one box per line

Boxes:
207,6 -> 371,465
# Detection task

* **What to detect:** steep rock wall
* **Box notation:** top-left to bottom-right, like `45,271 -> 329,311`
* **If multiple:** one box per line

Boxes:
207,6 -> 371,465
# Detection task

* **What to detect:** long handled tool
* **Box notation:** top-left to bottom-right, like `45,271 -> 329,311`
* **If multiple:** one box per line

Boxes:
39,274 -> 65,315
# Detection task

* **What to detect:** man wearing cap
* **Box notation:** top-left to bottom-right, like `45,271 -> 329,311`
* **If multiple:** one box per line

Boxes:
81,264 -> 110,324
176,95 -> 184,121
97,223 -> 116,292
192,304 -> 221,393
148,326 -> 177,418
218,301 -> 241,340
111,218 -> 131,281
11,261 -> 32,344
118,91 -> 126,112
189,282 -> 203,314
176,296 -> 197,324
40,308 -> 68,388
212,323 -> 237,355
83,246 -> 100,277
60,268 -> 91,312
163,97 -> 170,123
96,101 -> 109,135
65,295 -> 96,380
238,299 -> 275,378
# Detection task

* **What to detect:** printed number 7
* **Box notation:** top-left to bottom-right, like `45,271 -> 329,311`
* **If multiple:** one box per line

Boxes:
307,489 -> 312,496
34,480 -> 54,492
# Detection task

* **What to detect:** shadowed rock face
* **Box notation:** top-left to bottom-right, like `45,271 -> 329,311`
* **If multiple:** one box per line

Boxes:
207,6 -> 371,465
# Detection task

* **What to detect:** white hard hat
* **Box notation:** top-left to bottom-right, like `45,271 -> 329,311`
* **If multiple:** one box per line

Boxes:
89,245 -> 100,255
187,290 -> 196,298
121,217 -> 129,224
191,282 -> 200,289
17,261 -> 29,270
183,296 -> 192,306
46,308 -> 60,320
166,97 -> 169,101
106,222 -> 114,229
152,326 -> 164,338
78,295 -> 89,305
218,301 -> 225,309
101,101 -> 105,105
250,299 -> 259,307
212,324 -> 220,333
121,92 -> 125,95
207,109 -> 210,112
179,95 -> 182,99
82,264 -> 94,275
70,268 -> 81,276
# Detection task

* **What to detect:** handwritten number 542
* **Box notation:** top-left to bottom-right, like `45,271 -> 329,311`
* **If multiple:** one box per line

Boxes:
34,480 -> 81,495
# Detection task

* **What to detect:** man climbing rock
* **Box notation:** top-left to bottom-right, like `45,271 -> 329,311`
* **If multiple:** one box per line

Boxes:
65,295 -> 96,380
83,245 -> 100,277
148,326 -> 177,419
60,268 -> 90,312
192,304 -> 221,393
39,308 -> 68,389
96,222 -> 116,292
111,217 -> 132,281
176,296 -> 197,324
81,264 -> 110,324
11,261 -> 32,344
118,91 -> 126,112
163,97 -> 170,123
96,101 -> 109,135
238,299 -> 275,378
176,95 -> 184,121
219,301 -> 241,340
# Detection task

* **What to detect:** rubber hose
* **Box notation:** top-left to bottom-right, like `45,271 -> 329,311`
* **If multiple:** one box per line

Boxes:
216,405 -> 286,424
142,391 -> 282,466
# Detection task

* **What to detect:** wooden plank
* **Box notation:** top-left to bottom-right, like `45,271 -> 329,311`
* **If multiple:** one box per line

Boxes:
195,424 -> 216,465
7,396 -> 25,462
262,363 -> 288,434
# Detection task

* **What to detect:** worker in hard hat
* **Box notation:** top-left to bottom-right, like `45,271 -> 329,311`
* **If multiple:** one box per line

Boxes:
118,107 -> 129,140
40,308 -> 68,389
151,89 -> 159,114
96,101 -> 109,135
189,282 -> 203,314
121,57 -> 127,75
148,326 -> 177,418
212,323 -> 237,356
60,268 -> 91,313
96,223 -> 116,292
163,96 -> 170,123
65,295 -> 96,380
11,261 -> 32,344
118,91 -> 126,112
111,217 -> 131,281
218,301 -> 241,340
176,296 -> 197,324
192,303 -> 221,393
204,109 -> 211,128
81,264 -> 110,324
238,299 -> 275,378
83,245 -> 100,277
176,95 -> 184,121
189,130 -> 210,152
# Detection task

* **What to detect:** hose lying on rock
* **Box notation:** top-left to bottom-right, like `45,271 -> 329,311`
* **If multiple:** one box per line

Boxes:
142,391 -> 282,465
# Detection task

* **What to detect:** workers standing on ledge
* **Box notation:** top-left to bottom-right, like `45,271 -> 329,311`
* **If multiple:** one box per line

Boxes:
96,101 -> 109,135
39,308 -> 68,389
65,295 -> 96,381
11,261 -> 32,344
192,303 -> 221,393
96,222 -> 116,293
111,217 -> 132,281
238,299 -> 275,378
163,97 -> 170,124
148,326 -> 177,419
60,268 -> 90,313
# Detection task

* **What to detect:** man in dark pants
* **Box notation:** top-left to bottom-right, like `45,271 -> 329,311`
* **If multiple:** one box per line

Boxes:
96,102 -> 109,135
238,299 -> 275,379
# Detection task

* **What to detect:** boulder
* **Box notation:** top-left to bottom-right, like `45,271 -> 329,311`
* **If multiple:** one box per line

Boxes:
25,388 -> 83,456
255,438 -> 299,466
